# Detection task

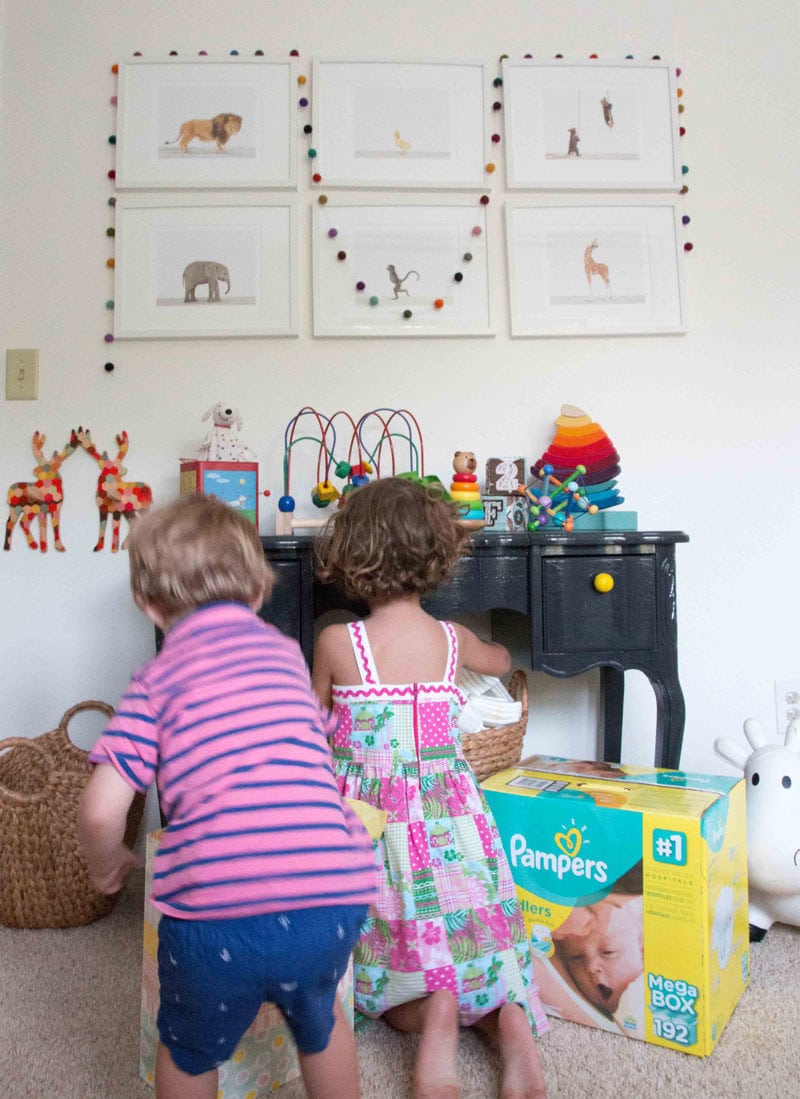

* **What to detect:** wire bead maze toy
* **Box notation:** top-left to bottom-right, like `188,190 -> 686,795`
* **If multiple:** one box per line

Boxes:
523,463 -> 599,532
276,406 -> 433,535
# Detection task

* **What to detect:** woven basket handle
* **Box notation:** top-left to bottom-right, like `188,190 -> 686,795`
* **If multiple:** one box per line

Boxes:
507,669 -> 528,712
0,737 -> 54,804
57,700 -> 115,748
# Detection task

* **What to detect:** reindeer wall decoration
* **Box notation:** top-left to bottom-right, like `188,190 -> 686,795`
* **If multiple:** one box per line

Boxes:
75,428 -> 153,552
4,431 -> 77,552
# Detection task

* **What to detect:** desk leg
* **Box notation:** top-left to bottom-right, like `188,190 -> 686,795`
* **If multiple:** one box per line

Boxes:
600,666 -> 624,763
647,668 -> 686,771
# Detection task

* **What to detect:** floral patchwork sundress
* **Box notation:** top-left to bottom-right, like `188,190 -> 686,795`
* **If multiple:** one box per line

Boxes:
330,619 -> 548,1034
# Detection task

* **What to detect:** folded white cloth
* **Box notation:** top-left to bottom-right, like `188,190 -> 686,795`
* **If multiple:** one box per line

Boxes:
457,670 -> 523,733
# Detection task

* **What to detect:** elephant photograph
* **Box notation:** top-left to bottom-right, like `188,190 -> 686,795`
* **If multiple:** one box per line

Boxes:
182,260 -> 231,303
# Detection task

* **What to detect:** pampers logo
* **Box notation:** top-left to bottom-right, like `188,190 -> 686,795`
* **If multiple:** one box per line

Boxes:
509,821 -> 608,884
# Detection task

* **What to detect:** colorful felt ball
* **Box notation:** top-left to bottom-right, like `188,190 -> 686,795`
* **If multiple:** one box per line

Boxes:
317,194 -> 328,204
108,135 -> 116,145
682,215 -> 691,225
493,77 -> 503,87
684,242 -> 694,252
304,124 -> 312,134
480,195 -> 489,205
106,227 -> 115,237
369,296 -> 379,306
299,97 -> 308,107
472,226 -> 482,236
298,75 -> 307,85
337,250 -> 347,260
104,333 -> 114,343
356,281 -> 366,291
454,272 -> 463,282
492,101 -> 502,111
463,252 -> 473,262
290,49 -> 299,56
106,258 -> 115,268
104,362 -> 114,372
105,300 -> 114,309
485,162 -> 496,172
107,169 -> 116,180
434,298 -> 444,309
313,172 -> 322,182
111,64 -> 119,74
403,309 -> 412,318
308,148 -> 317,158
328,228 -> 338,238
491,133 -> 500,143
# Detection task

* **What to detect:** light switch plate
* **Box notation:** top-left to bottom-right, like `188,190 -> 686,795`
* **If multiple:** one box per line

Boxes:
6,349 -> 39,400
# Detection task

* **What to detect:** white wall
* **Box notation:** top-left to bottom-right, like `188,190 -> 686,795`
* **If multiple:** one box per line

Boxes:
2,1 -> 799,799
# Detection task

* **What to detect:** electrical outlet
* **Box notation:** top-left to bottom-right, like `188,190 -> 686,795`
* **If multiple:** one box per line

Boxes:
774,680 -> 800,734
5,349 -> 39,400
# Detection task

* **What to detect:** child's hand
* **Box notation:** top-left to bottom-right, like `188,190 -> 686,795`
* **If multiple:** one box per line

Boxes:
86,845 -> 143,895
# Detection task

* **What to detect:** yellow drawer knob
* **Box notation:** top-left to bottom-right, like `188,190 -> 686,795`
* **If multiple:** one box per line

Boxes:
593,572 -> 614,593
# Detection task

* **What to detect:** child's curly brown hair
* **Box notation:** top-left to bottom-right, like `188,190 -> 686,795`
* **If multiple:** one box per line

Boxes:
314,476 -> 469,604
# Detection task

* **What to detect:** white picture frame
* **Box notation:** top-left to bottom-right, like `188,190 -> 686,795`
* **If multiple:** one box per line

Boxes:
503,59 -> 681,191
113,194 -> 298,339
313,196 -> 494,337
505,197 -> 688,337
311,58 -> 492,189
114,57 -> 298,189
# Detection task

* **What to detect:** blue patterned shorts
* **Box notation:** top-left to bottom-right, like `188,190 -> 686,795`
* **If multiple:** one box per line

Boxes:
157,904 -> 366,1075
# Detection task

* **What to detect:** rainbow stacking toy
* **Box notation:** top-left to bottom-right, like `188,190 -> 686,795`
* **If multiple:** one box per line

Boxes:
449,451 -> 485,527
530,404 -> 633,530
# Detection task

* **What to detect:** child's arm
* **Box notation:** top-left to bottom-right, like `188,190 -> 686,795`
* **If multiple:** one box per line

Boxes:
311,625 -> 337,709
77,764 -> 142,895
456,624 -> 512,678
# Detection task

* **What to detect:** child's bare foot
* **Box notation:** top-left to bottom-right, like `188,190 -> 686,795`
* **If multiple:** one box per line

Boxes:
415,990 -> 461,1099
496,1002 -> 546,1098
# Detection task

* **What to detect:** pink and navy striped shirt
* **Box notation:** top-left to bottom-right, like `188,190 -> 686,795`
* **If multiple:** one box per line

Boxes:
89,602 -> 377,920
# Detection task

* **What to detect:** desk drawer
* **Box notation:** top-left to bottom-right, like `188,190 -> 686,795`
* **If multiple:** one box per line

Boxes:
542,555 -> 656,652
424,552 -> 528,616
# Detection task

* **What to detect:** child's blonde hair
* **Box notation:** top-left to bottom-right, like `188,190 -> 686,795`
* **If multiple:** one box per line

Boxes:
314,476 -> 468,603
127,494 -> 274,620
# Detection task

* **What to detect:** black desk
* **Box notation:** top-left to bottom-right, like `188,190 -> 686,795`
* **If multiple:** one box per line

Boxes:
260,530 -> 689,770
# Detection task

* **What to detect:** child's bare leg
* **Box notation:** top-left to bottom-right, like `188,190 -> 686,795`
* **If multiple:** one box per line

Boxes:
297,997 -> 360,1099
155,1043 -> 217,1099
384,990 -> 461,1099
473,1003 -> 546,1098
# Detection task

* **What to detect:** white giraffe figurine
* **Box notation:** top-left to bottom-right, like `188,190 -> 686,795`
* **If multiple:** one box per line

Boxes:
715,716 -> 800,940
584,238 -> 611,301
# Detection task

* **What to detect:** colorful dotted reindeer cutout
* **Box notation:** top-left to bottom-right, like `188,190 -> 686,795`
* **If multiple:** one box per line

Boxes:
5,431 -> 77,552
75,428 -> 153,552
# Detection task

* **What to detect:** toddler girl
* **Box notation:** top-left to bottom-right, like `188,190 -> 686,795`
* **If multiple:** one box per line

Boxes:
313,477 -> 547,1099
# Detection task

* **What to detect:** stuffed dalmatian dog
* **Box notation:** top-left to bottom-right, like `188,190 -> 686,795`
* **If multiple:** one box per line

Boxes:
197,402 -> 257,462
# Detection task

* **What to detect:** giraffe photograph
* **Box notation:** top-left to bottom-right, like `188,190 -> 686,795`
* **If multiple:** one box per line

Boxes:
505,200 -> 687,336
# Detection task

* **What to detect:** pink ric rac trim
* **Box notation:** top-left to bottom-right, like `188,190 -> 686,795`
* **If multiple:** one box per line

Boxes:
351,621 -> 377,686
333,684 -> 455,701
444,621 -> 458,684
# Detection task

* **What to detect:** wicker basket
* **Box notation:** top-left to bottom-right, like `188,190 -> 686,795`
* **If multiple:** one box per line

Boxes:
0,702 -> 146,929
461,669 -> 528,782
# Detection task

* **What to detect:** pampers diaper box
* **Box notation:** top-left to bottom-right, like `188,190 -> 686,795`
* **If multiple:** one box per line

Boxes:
482,756 -> 749,1056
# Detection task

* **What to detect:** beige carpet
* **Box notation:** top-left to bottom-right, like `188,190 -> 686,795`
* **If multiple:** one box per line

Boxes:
1,869 -> 799,1099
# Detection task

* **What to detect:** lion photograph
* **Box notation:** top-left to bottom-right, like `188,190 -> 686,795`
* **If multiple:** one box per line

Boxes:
163,112 -> 243,154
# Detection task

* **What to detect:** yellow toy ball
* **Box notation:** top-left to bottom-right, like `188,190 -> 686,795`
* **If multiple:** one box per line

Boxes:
593,572 -> 614,593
